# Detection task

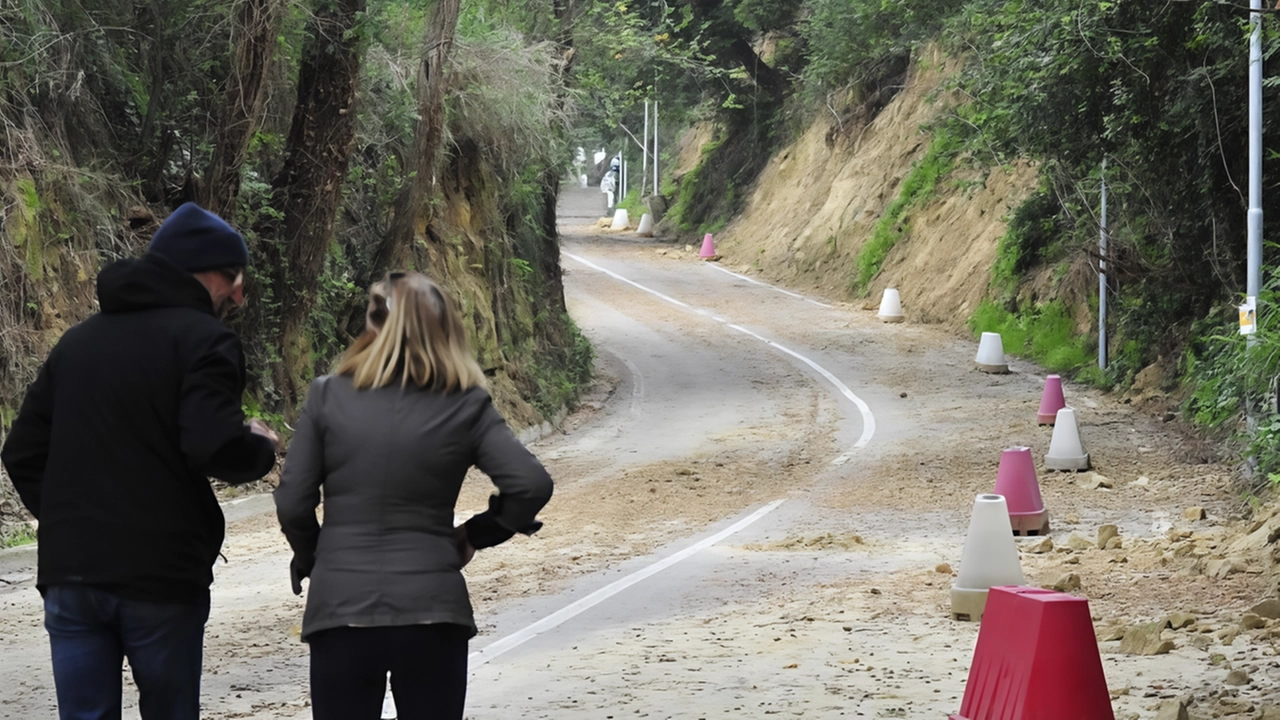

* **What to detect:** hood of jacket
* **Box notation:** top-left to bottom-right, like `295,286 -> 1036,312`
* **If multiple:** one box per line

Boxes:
97,252 -> 216,316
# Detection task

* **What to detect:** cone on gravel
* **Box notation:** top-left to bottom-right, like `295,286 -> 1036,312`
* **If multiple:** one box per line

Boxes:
877,288 -> 905,323
636,213 -> 654,237
951,494 -> 1026,622
950,586 -> 1115,720
975,332 -> 1009,373
1045,407 -> 1090,472
699,232 -> 719,260
610,208 -> 630,230
992,447 -> 1049,536
1037,374 -> 1066,425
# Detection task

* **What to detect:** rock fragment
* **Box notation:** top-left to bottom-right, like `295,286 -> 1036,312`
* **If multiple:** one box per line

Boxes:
1249,599 -> 1280,619
1154,699 -> 1189,720
1066,534 -> 1094,551
1241,613 -> 1266,630
1119,623 -> 1175,655
1052,573 -> 1082,592
1225,669 -> 1251,686
1024,537 -> 1053,554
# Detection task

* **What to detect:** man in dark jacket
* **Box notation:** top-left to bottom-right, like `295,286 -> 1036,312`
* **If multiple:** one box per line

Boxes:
0,202 -> 280,720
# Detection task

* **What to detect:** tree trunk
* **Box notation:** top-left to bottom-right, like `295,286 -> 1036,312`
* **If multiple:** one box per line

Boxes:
727,37 -> 786,99
531,0 -> 577,318
264,0 -> 366,408
374,0 -> 461,278
203,0 -> 284,218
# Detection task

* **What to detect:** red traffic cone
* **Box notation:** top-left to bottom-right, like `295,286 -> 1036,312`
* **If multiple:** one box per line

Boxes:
992,447 -> 1049,536
950,586 -> 1115,720
698,233 -> 718,260
1037,375 -> 1066,425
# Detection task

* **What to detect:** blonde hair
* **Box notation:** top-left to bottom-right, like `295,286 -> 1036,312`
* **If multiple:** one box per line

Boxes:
335,272 -> 485,391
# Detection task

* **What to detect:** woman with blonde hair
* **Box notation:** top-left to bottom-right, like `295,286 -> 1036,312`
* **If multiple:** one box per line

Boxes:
274,271 -> 553,720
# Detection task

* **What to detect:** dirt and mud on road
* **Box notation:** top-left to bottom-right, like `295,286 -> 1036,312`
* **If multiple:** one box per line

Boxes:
1,187 -> 1278,719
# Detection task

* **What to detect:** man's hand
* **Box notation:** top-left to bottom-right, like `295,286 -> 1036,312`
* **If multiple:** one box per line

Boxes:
453,524 -> 476,568
248,418 -> 281,452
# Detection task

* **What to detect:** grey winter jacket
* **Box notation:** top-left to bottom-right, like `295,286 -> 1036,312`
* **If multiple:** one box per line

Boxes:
273,375 -> 553,640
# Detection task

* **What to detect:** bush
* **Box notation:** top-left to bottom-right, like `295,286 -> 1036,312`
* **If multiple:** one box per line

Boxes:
968,299 -> 1097,378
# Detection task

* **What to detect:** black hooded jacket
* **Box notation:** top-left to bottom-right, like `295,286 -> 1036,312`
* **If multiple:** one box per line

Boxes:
0,253 -> 276,603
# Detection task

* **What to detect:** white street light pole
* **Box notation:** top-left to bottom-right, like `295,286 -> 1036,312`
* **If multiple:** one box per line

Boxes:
1248,0 -> 1263,337
1100,158 -> 1108,369
652,100 -> 659,196
642,101 -> 649,197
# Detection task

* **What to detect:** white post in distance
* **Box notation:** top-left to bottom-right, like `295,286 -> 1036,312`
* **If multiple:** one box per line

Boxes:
1099,159 -> 1108,370
642,101 -> 649,197
652,100 -> 659,196
1247,0 -> 1263,336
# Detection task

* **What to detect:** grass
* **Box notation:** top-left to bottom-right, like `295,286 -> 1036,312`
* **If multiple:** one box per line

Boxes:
968,299 -> 1104,384
852,131 -> 960,294
0,522 -> 37,549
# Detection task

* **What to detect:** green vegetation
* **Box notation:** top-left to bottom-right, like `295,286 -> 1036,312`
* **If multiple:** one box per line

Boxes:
1,523 -> 37,549
1182,270 -> 1280,485
852,132 -> 960,294
968,300 -> 1101,384
529,316 -> 596,418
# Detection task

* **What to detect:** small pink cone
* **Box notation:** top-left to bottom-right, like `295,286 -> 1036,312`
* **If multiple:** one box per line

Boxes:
992,447 -> 1050,536
699,233 -> 717,258
1037,375 -> 1066,425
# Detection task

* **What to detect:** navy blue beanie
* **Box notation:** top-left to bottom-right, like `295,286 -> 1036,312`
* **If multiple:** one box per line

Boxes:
147,202 -> 249,273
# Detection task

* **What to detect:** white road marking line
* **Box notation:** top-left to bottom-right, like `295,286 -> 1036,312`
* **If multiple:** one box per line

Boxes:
723,323 -> 875,449
563,251 -> 876,453
468,498 -> 786,669
707,263 -> 834,308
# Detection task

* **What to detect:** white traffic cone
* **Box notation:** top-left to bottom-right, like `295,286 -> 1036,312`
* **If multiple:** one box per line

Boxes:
951,494 -> 1026,621
975,332 -> 1009,374
1045,407 -> 1091,471
877,288 -> 905,323
610,208 -> 630,230
636,213 -> 654,237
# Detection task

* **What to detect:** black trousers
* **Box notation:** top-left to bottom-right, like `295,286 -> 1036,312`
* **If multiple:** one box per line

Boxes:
309,624 -> 470,720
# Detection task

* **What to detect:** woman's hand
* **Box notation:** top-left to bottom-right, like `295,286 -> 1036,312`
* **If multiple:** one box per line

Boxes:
289,554 -> 313,596
453,524 -> 476,568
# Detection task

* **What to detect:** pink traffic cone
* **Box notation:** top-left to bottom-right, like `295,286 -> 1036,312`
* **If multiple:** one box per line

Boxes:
992,447 -> 1050,536
699,233 -> 717,259
1037,375 -> 1066,425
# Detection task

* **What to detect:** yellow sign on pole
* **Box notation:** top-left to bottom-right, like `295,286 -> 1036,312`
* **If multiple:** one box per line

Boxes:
1240,296 -> 1257,335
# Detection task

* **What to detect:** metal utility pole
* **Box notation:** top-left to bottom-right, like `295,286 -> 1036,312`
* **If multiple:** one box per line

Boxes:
642,101 -> 649,197
1248,0 -> 1263,341
652,100 -> 659,196
1099,159 -> 1108,369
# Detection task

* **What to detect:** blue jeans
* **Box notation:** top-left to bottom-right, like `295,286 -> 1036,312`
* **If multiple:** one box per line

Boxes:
43,585 -> 210,720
